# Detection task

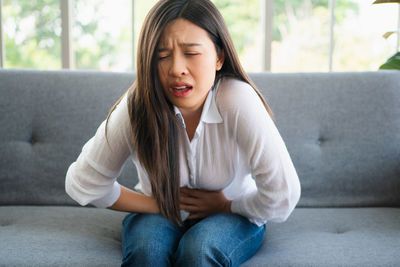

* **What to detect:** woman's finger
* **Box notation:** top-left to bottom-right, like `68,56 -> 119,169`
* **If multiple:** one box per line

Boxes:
180,195 -> 200,205
180,203 -> 201,212
181,188 -> 216,198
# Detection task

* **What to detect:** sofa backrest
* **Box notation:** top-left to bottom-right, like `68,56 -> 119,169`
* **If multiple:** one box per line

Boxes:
1,69 -> 399,207
0,70 -> 136,206
251,71 -> 400,208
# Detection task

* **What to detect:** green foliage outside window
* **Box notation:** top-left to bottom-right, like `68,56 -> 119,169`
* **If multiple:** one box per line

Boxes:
73,0 -> 132,70
212,0 -> 259,55
4,0 -> 61,69
274,0 -> 358,40
2,0 -> 397,72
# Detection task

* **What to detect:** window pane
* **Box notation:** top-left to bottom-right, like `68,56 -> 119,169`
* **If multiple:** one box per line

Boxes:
3,0 -> 61,69
272,0 -> 330,72
74,0 -> 132,71
213,0 -> 262,72
333,1 -> 398,71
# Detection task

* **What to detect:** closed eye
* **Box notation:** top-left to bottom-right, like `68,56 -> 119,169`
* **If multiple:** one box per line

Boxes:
185,52 -> 200,56
158,54 -> 170,60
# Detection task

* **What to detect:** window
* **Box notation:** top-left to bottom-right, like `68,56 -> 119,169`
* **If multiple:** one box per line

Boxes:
1,0 -> 399,72
73,0 -> 132,71
272,0 -> 331,72
213,0 -> 263,72
333,0 -> 398,71
3,0 -> 61,69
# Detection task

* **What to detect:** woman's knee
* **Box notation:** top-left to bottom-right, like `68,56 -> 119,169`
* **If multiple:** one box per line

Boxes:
121,213 -> 183,267
122,239 -> 173,267
174,213 -> 265,267
174,215 -> 235,266
174,231 -> 231,267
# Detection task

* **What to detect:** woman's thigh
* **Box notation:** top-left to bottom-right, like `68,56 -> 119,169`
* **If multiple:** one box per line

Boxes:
121,213 -> 184,267
174,213 -> 266,267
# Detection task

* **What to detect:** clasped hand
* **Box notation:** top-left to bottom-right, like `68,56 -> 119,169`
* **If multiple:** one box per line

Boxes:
179,187 -> 232,219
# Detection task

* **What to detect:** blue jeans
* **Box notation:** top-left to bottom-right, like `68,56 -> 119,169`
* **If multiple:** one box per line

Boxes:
121,213 -> 266,267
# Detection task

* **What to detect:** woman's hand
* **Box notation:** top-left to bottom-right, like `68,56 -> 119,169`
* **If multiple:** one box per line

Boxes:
180,187 -> 232,219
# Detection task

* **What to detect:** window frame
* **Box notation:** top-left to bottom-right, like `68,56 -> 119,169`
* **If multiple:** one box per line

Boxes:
0,0 -> 4,68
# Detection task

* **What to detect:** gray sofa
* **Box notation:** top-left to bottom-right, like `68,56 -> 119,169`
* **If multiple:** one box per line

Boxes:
1,69 -> 399,267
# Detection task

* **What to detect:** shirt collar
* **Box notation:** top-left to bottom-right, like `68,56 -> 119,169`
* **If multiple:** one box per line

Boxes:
173,86 -> 223,126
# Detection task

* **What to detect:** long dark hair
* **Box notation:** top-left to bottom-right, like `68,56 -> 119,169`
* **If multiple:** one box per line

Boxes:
107,0 -> 272,226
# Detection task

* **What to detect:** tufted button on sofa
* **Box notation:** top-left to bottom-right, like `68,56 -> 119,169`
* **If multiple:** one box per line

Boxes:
0,69 -> 399,266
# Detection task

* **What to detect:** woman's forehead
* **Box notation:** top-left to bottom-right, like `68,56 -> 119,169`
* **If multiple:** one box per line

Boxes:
158,18 -> 212,48
158,43 -> 203,52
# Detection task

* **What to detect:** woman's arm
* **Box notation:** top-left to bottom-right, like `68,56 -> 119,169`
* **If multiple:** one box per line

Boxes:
232,83 -> 301,224
217,79 -> 301,225
65,94 -> 136,208
109,185 -> 160,214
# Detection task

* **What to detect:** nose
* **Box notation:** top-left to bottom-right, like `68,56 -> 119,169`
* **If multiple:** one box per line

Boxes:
169,54 -> 188,77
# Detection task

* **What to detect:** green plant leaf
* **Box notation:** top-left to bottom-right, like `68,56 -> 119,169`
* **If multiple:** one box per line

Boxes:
379,52 -> 400,70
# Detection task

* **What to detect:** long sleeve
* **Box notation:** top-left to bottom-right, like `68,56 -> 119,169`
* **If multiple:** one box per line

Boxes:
220,79 -> 301,226
65,93 -> 133,208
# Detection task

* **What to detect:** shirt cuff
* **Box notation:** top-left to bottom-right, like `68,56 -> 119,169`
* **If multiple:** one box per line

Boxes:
231,197 -> 267,227
231,198 -> 244,216
90,182 -> 121,208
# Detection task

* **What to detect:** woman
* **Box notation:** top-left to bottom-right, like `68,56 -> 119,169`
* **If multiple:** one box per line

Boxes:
65,0 -> 301,266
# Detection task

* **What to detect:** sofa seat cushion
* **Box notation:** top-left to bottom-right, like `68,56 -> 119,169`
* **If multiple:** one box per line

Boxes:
0,206 -> 399,266
0,206 -> 127,266
243,207 -> 400,267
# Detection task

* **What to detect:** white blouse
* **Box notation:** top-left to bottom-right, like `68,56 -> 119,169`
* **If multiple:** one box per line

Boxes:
65,77 -> 301,226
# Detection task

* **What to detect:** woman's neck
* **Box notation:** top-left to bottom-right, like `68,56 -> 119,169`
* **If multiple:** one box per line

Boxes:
180,105 -> 204,141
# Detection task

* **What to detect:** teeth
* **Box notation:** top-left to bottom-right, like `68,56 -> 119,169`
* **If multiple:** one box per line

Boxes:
173,86 -> 190,91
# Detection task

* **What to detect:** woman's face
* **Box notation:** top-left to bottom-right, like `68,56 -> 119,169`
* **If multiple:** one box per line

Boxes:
157,18 -> 224,117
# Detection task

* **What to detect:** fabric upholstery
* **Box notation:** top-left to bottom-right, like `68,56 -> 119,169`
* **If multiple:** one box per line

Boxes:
0,206 -> 398,267
242,207 -> 400,267
252,72 -> 400,208
0,69 -> 137,206
0,206 -> 126,266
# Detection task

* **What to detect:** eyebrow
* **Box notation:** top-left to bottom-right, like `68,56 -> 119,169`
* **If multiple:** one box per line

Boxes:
157,43 -> 203,52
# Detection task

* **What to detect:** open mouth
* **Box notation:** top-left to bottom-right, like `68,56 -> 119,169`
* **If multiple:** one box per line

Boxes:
173,86 -> 193,92
169,83 -> 193,97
